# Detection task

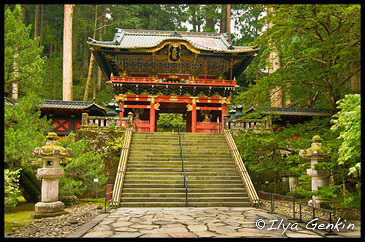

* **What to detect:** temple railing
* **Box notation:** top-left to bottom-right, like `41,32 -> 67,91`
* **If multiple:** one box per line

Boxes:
110,127 -> 133,207
81,112 -> 133,128
223,118 -> 272,132
110,76 -> 236,86
223,129 -> 260,206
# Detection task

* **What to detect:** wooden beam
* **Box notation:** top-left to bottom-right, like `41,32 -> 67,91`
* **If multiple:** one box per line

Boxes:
197,107 -> 222,111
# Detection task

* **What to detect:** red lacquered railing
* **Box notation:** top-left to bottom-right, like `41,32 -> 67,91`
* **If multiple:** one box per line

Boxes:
110,76 -> 236,86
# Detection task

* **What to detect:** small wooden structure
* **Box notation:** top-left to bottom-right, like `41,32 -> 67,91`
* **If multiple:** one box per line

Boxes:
40,100 -> 107,136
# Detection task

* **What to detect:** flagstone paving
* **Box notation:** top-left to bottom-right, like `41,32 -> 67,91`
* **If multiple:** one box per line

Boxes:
67,207 -> 360,238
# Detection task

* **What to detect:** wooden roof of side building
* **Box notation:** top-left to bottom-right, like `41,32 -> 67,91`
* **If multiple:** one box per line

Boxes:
41,100 -> 107,116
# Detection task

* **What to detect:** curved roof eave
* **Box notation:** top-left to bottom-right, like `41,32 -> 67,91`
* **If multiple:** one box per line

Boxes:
87,37 -> 259,54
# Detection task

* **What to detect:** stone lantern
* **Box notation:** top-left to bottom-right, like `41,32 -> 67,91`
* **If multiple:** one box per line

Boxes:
299,135 -> 330,208
106,98 -> 120,117
32,132 -> 72,218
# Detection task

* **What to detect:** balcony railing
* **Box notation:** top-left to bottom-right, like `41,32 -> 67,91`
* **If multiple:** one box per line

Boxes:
110,76 -> 236,86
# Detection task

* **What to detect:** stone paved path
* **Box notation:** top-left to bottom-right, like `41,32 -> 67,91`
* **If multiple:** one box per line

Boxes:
67,207 -> 361,238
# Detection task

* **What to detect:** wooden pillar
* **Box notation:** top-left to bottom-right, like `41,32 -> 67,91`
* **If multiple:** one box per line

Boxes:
221,103 -> 226,127
119,101 -> 124,127
150,97 -> 155,132
192,98 -> 197,133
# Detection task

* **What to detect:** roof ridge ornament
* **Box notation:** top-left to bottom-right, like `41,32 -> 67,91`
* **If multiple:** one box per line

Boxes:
221,33 -> 234,50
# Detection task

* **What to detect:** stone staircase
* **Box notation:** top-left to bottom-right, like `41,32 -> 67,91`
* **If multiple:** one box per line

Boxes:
118,132 -> 250,207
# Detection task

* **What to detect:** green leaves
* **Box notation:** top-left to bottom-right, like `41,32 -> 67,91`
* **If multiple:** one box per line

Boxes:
4,5 -> 46,98
240,4 -> 360,109
58,132 -> 108,197
331,94 -> 361,177
157,113 -> 186,132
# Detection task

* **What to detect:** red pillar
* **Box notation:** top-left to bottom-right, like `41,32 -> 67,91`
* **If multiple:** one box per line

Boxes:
221,103 -> 226,123
150,98 -> 155,132
119,101 -> 124,127
192,99 -> 197,133
221,103 -> 226,133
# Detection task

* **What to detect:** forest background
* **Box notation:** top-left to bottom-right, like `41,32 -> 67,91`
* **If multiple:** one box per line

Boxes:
4,4 -> 361,209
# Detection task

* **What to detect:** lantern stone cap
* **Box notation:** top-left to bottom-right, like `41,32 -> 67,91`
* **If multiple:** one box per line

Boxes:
299,135 -> 326,158
312,135 -> 322,142
32,132 -> 72,157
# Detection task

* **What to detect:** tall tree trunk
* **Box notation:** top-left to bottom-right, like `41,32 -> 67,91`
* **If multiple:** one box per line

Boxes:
83,24 -> 89,68
12,5 -> 24,99
40,5 -> 44,46
34,5 -> 39,39
83,5 -> 98,101
226,4 -> 231,42
205,5 -> 215,32
267,7 -> 283,108
192,5 -> 197,32
12,53 -> 19,99
63,4 -> 75,101
73,6 -> 79,65
97,10 -> 105,91
220,5 -> 226,33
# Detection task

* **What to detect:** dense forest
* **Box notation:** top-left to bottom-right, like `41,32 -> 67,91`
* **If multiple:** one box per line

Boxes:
4,4 -> 361,209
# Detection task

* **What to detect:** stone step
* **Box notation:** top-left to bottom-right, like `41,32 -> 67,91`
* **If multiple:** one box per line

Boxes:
127,161 -> 236,166
128,153 -> 232,157
123,183 -> 244,188
188,201 -> 251,207
118,202 -> 187,207
125,167 -> 237,172
130,142 -> 226,147
121,188 -> 247,193
128,157 -> 234,162
128,149 -> 231,154
123,179 -> 243,184
124,174 -> 241,181
118,201 -> 251,207
133,133 -> 224,137
126,164 -> 236,169
121,192 -> 248,198
125,172 -> 242,178
120,196 -> 249,203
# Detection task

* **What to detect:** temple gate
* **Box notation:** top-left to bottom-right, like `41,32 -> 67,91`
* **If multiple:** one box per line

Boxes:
88,29 -> 258,132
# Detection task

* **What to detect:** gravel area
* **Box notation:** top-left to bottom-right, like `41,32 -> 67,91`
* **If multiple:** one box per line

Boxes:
5,204 -> 104,238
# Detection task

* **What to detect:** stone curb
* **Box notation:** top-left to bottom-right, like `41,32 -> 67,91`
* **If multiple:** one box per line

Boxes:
66,212 -> 111,238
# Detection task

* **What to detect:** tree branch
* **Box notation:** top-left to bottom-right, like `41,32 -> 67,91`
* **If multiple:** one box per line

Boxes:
338,66 -> 361,87
311,57 -> 328,65
96,23 -> 114,31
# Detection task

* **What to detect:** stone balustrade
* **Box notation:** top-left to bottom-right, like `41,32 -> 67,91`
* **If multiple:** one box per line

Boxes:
223,118 -> 272,132
81,112 -> 133,128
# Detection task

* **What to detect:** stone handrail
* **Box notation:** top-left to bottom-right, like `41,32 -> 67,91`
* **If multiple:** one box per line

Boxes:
223,129 -> 260,206
110,127 -> 133,207
81,112 -> 133,128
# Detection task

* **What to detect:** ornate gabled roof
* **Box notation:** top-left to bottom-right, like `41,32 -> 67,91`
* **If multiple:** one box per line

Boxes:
88,28 -> 259,54
42,100 -> 107,114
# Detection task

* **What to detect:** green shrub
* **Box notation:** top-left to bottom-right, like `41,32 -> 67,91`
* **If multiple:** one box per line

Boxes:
58,132 -> 108,198
18,167 -> 41,202
5,195 -> 19,209
4,168 -> 21,208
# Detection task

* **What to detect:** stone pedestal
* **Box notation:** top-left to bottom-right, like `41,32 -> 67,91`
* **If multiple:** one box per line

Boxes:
31,132 -> 71,218
300,135 -> 331,208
